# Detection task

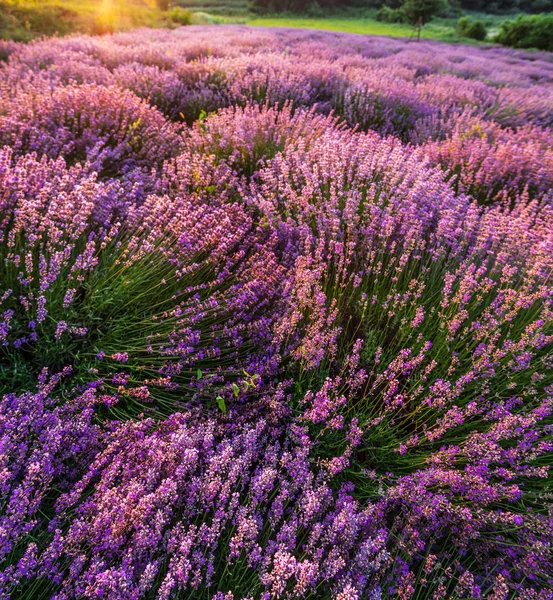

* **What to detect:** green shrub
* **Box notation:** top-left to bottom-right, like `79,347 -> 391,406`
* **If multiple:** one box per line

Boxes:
495,13 -> 553,51
457,15 -> 487,40
376,5 -> 407,22
401,0 -> 447,24
248,0 -> 314,13
168,7 -> 192,25
0,1 -> 77,41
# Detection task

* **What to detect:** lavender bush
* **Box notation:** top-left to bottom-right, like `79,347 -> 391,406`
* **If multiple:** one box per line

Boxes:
0,25 -> 552,600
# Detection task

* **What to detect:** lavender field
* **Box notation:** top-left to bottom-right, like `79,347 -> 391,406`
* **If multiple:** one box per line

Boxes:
1,25 -> 553,600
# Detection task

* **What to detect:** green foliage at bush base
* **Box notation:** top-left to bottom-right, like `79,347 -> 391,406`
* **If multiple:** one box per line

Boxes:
401,0 -> 447,24
376,5 -> 407,23
169,6 -> 193,24
248,0 -> 314,14
457,15 -> 487,40
495,12 -> 553,51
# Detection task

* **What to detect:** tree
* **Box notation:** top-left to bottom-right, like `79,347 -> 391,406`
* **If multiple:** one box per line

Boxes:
401,0 -> 445,25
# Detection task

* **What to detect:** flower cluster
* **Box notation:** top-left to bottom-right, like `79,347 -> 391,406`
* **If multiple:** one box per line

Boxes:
0,25 -> 552,600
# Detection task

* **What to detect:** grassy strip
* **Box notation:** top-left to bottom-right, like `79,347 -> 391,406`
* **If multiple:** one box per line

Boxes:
245,12 -> 514,43
247,16 -> 444,40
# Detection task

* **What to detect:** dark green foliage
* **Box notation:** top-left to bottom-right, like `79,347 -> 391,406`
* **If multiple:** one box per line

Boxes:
376,5 -> 407,22
457,15 -> 487,39
401,0 -> 446,24
460,0 -> 552,12
168,7 -> 192,24
249,0 -> 553,13
495,12 -> 553,51
248,0 -> 314,13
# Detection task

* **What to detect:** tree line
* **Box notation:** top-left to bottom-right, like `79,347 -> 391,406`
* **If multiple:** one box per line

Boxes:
249,0 -> 553,14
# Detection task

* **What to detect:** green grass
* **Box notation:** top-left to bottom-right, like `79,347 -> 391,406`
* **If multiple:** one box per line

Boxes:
248,16 -> 416,36
246,14 -> 506,44
247,16 -> 437,39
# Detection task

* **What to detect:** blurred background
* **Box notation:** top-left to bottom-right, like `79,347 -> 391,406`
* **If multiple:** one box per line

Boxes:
0,0 -> 552,50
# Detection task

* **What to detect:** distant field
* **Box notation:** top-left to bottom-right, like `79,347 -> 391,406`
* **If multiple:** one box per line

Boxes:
246,16 -> 453,41
0,0 -> 517,44
244,11 -> 512,43
174,4 -> 510,44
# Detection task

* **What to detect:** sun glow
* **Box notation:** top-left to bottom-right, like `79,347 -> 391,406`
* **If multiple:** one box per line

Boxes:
98,0 -> 114,15
93,0 -> 119,33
